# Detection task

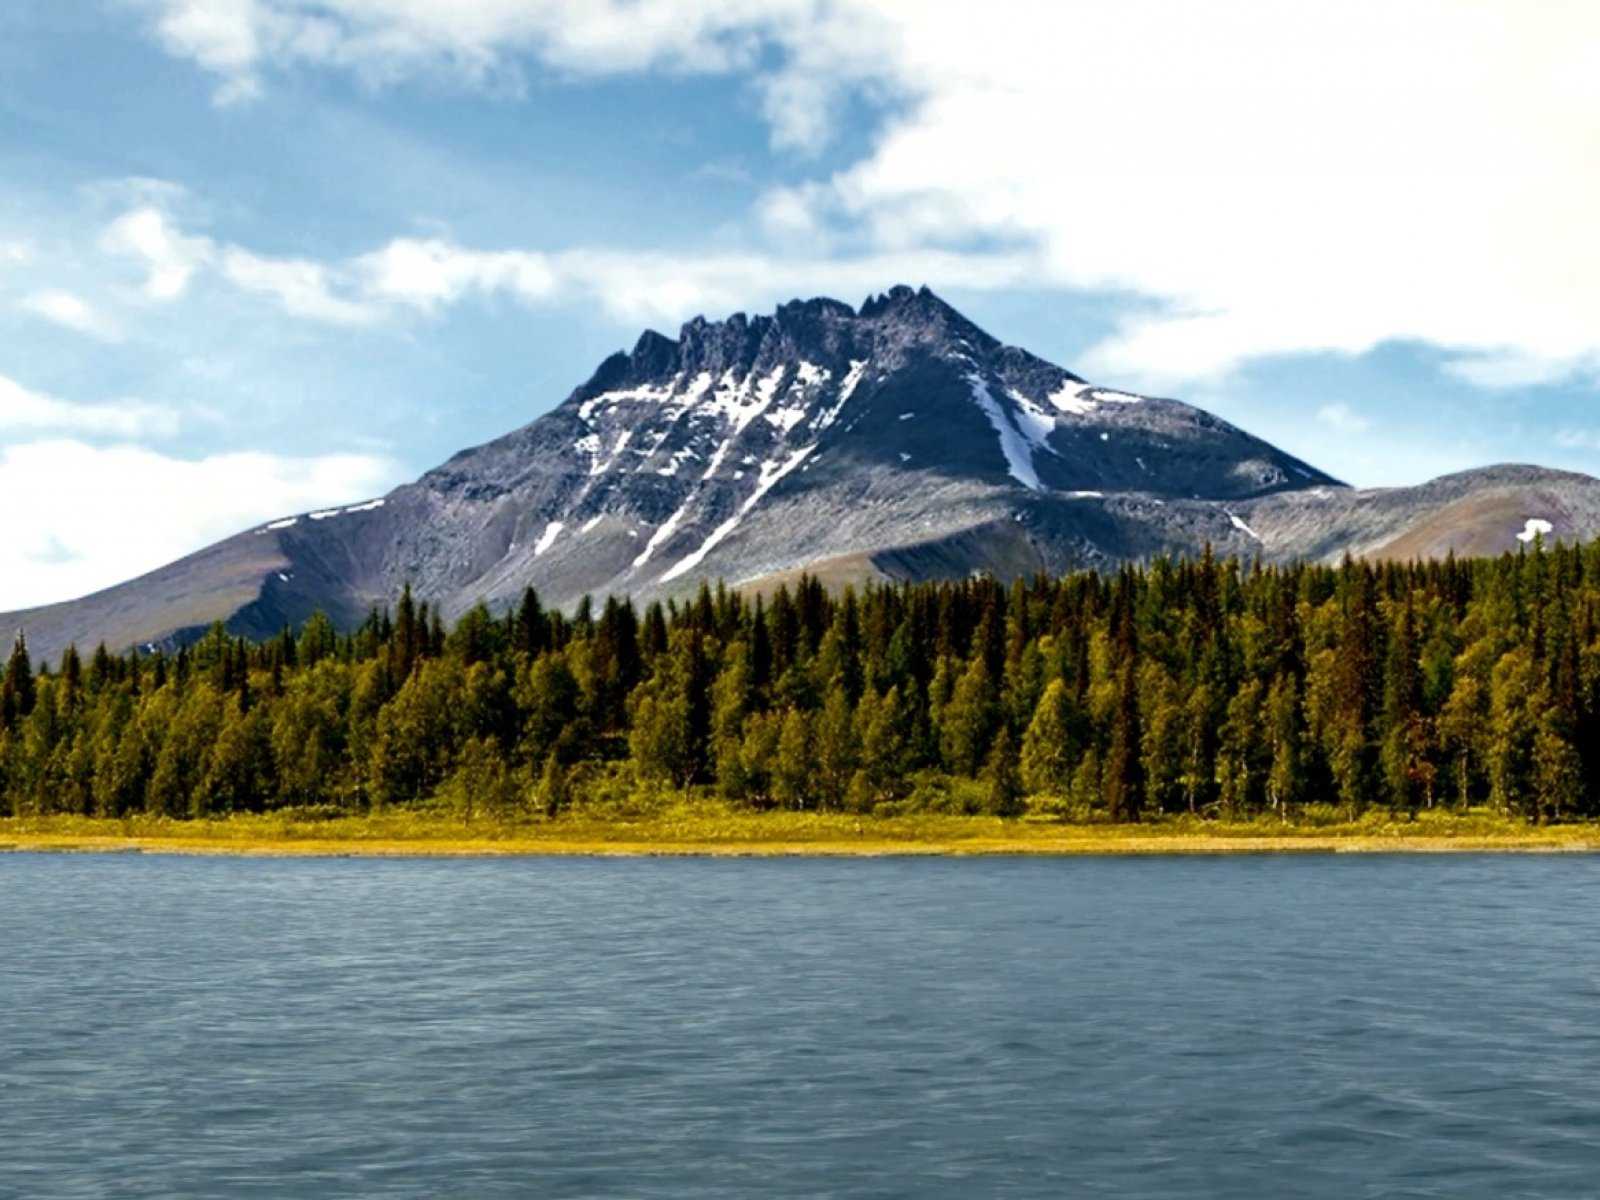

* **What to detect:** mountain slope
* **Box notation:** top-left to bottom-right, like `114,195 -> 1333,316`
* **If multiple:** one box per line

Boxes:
8,287 -> 1600,664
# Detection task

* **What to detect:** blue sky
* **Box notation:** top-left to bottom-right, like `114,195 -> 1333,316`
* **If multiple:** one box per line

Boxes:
3,1 -> 1598,608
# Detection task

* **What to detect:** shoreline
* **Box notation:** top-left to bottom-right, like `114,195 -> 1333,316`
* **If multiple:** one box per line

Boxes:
5,827 -> 1599,859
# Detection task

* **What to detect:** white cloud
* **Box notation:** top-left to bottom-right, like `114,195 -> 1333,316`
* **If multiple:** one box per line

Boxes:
142,0 -> 836,111
1315,403 -> 1371,435
99,204 -> 215,300
153,0 -> 260,73
0,239 -> 33,265
357,238 -> 558,312
103,205 -> 1039,329
1444,350 -> 1600,390
0,374 -> 180,438
19,290 -> 119,340
134,2 -> 1600,390
755,2 -> 1600,388
0,439 -> 398,610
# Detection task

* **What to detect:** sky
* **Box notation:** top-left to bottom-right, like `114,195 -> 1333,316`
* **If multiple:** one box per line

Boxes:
2,0 -> 1599,610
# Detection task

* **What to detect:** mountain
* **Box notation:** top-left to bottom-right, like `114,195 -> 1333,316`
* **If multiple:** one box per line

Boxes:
9,285 -> 1600,665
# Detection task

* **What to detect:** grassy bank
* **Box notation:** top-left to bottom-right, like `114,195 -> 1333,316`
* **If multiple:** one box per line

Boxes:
4,805 -> 1599,857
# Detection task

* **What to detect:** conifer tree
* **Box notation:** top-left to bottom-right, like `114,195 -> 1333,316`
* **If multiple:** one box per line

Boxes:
2,631 -> 36,729
1381,598 -> 1431,816
516,587 -> 547,657
1104,599 -> 1144,822
394,583 -> 419,678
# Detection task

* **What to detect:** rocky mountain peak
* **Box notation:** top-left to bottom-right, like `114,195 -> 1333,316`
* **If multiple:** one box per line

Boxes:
595,285 -> 1002,400
31,286 -> 1515,669
858,284 -> 994,349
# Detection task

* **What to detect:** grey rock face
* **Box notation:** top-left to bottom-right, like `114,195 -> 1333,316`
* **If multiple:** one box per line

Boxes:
7,287 -> 1598,664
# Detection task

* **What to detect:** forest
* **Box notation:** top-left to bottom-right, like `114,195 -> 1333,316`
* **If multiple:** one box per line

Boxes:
3,539 -> 1599,826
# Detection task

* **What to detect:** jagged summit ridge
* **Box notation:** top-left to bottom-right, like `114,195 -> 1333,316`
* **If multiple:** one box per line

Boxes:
581,284 -> 1008,407
412,286 -> 1338,617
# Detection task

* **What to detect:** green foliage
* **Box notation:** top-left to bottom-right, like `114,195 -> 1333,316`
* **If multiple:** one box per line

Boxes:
983,727 -> 1024,817
1021,679 -> 1076,796
6,544 -> 1599,826
444,735 -> 522,823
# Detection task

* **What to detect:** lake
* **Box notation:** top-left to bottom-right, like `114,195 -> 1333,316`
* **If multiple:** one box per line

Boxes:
4,853 -> 1600,1198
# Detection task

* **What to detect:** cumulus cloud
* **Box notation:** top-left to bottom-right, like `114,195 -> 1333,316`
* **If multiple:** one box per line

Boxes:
0,438 -> 398,610
0,374 -> 180,438
142,0 -> 848,117
357,238 -> 559,312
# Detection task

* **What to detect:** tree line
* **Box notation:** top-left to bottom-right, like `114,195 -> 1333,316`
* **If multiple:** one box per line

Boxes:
3,539 -> 1598,822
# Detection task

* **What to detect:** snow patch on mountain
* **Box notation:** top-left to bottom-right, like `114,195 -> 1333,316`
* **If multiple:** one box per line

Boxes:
578,379 -> 677,422
1006,387 -> 1059,455
1227,511 -> 1263,542
1047,380 -> 1096,415
660,445 -> 817,583
1046,379 -> 1143,415
534,521 -> 564,556
814,359 -> 869,433
968,373 -> 1041,491
633,499 -> 692,569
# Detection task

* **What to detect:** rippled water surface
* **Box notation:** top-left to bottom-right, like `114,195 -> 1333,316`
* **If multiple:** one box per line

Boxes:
5,853 -> 1600,1198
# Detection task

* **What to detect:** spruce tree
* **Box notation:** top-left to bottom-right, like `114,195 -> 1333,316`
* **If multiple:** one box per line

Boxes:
1381,598 -> 1429,816
394,583 -> 419,678
3,631 -> 36,728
